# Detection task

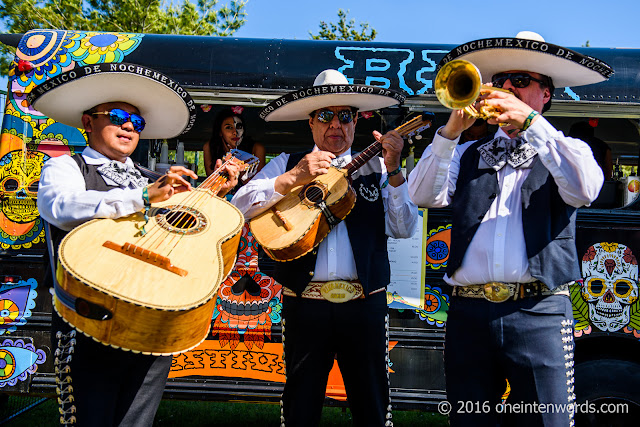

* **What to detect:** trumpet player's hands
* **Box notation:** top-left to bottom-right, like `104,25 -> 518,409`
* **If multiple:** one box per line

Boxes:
147,166 -> 197,203
440,109 -> 477,141
274,149 -> 335,195
479,89 -> 538,133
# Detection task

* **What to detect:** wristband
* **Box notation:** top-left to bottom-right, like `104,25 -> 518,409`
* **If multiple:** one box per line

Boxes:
140,187 -> 151,236
382,166 -> 402,189
522,110 -> 539,131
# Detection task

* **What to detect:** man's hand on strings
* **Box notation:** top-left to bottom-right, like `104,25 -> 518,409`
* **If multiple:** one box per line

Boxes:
147,166 -> 197,203
216,158 -> 242,197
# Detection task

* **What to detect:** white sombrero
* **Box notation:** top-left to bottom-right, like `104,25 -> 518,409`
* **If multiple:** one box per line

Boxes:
259,69 -> 405,122
438,31 -> 614,87
27,63 -> 196,139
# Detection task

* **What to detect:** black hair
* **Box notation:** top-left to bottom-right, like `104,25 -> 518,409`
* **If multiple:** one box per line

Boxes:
539,74 -> 554,114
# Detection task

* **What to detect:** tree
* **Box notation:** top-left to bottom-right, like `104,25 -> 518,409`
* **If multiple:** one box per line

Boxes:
309,9 -> 377,42
0,0 -> 247,76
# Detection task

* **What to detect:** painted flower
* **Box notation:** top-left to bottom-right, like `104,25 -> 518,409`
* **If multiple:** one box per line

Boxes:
65,32 -> 143,65
623,247 -> 637,265
600,242 -> 619,253
583,246 -> 596,261
231,106 -> 244,114
360,111 -> 374,119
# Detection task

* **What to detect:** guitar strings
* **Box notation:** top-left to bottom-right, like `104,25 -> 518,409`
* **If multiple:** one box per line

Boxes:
135,155 -> 242,254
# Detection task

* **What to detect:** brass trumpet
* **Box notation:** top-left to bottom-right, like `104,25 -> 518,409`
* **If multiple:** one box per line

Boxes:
435,59 -> 511,120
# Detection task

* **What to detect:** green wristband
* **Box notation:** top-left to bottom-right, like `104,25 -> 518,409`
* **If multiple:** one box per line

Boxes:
522,110 -> 539,131
382,166 -> 402,189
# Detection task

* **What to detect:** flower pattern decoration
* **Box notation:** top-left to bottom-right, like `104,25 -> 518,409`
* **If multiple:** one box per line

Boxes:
0,339 -> 46,387
64,32 -> 144,65
212,224 -> 282,350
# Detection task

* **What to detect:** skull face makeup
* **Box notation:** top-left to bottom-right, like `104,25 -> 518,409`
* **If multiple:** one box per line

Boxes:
219,116 -> 244,151
581,242 -> 639,332
233,116 -> 244,145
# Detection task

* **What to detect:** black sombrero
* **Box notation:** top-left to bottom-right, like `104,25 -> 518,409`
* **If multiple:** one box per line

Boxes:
27,63 -> 197,139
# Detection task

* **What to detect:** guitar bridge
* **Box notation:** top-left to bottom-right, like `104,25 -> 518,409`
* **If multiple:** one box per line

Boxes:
103,241 -> 188,277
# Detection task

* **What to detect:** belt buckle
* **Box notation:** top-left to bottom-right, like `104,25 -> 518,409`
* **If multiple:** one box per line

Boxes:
320,281 -> 358,303
483,282 -> 511,303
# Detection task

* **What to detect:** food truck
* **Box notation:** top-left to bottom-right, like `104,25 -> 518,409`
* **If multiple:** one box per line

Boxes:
0,29 -> 638,424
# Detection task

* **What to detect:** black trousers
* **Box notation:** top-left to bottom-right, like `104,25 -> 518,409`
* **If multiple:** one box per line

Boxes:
444,294 -> 575,427
52,311 -> 171,426
280,291 -> 391,427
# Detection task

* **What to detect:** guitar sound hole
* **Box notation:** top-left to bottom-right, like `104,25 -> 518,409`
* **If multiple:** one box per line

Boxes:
165,211 -> 198,230
304,185 -> 326,204
154,205 -> 207,235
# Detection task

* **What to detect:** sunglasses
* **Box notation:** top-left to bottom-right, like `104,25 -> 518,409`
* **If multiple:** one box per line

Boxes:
491,73 -> 546,89
315,109 -> 355,124
91,109 -> 146,133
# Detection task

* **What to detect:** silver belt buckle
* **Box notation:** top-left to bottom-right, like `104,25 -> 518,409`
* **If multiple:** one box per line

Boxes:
482,282 -> 512,303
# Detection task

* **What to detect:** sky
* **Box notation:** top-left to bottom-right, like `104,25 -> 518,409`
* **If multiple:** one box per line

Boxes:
2,0 -> 640,91
233,0 -> 640,48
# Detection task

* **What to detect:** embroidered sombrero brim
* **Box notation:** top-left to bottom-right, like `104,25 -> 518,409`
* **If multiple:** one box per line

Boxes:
438,32 -> 614,87
259,69 -> 405,121
27,63 -> 196,139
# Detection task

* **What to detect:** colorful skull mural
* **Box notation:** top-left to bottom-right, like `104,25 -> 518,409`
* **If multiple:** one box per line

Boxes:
0,150 -> 48,224
581,242 -> 638,332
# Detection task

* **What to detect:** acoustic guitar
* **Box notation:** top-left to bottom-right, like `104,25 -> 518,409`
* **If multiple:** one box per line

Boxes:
250,113 -> 433,262
54,149 -> 258,355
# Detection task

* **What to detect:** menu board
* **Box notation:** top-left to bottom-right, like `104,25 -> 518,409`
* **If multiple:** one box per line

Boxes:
386,208 -> 427,310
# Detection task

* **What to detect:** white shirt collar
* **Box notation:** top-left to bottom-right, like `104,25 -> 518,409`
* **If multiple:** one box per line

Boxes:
82,147 -> 135,168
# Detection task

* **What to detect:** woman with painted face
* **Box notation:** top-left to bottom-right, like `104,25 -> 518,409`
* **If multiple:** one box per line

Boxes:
203,107 -> 266,180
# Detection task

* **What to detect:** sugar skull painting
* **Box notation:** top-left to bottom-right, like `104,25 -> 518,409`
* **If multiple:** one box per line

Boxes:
0,149 -> 49,249
581,242 -> 639,332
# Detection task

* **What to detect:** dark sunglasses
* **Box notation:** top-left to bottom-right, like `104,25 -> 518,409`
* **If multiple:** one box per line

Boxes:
91,109 -> 146,133
491,72 -> 546,89
315,109 -> 355,124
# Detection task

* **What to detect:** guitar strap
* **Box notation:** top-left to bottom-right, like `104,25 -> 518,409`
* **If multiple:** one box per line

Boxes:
317,200 -> 341,228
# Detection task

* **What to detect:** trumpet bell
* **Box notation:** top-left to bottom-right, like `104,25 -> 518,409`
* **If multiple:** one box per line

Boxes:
435,59 -> 482,110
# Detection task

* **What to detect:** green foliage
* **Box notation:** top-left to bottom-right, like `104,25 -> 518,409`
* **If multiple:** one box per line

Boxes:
310,9 -> 377,42
0,0 -> 247,76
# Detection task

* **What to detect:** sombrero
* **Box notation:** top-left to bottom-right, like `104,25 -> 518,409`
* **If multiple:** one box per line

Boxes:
438,31 -> 614,87
27,63 -> 197,139
259,69 -> 405,122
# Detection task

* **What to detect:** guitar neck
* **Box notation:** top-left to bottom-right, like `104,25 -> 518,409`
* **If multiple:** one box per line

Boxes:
343,112 -> 433,176
345,140 -> 383,176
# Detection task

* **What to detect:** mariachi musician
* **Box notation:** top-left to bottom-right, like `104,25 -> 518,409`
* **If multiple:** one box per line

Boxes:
231,69 -> 418,426
409,31 -> 613,426
30,64 -> 240,426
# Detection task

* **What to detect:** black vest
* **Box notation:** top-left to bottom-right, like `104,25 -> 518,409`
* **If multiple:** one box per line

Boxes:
48,155 -> 132,258
447,137 -> 580,289
272,150 -> 390,295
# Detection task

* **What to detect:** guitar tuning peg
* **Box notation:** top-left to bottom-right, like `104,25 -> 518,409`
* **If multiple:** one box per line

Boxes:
415,134 -> 423,140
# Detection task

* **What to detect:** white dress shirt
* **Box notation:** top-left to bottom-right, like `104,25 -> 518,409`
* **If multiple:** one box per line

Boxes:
408,116 -> 604,286
231,147 -> 419,282
38,147 -> 146,231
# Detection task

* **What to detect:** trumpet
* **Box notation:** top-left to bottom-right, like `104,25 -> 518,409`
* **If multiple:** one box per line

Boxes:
435,59 -> 511,120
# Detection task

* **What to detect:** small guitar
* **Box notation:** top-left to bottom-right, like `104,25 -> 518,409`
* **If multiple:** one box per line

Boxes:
249,113 -> 433,262
54,149 -> 258,355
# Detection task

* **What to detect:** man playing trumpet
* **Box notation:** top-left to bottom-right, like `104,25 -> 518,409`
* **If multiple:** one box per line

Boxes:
409,31 -> 613,426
